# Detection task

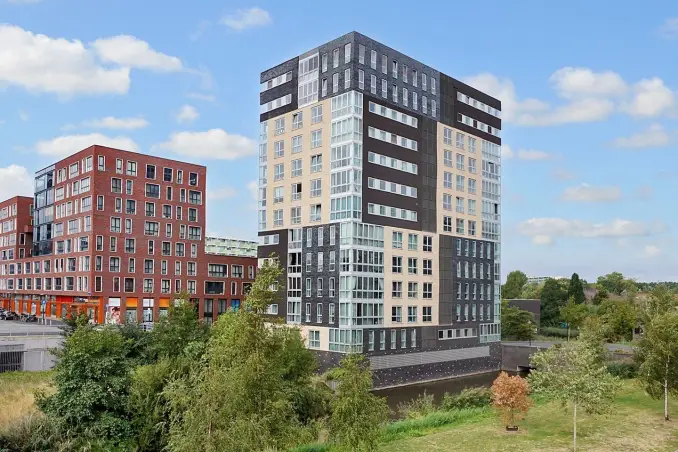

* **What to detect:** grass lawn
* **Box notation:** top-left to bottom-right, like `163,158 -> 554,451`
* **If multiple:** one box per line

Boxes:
0,371 -> 53,429
380,380 -> 678,452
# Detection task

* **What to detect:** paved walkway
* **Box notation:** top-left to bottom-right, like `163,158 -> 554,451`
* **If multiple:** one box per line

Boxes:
0,321 -> 63,336
502,340 -> 633,353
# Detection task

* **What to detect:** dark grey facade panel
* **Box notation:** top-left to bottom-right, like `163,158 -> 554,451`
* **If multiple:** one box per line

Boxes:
260,57 -> 298,84
371,342 -> 501,388
439,235 -> 456,325
454,119 -> 501,146
455,101 -> 501,131
300,223 -> 340,327
257,228 -> 289,321
418,117 -> 438,233
361,94 -> 440,232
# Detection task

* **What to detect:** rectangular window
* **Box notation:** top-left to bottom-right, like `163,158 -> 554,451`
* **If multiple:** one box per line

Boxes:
311,154 -> 322,172
311,130 -> 322,148
311,105 -> 322,124
344,68 -> 351,89
358,69 -> 364,90
408,306 -> 417,323
391,306 -> 402,323
392,231 -> 402,249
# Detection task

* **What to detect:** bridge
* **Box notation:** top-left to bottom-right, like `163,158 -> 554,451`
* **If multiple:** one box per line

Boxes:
0,322 -> 62,373
501,341 -> 634,372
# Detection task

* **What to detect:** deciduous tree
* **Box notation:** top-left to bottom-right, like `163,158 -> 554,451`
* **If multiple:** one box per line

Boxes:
560,297 -> 589,341
529,341 -> 620,452
540,278 -> 568,327
502,270 -> 528,300
37,326 -> 134,445
491,371 -> 532,429
501,302 -> 536,341
328,354 -> 390,451
635,312 -> 678,421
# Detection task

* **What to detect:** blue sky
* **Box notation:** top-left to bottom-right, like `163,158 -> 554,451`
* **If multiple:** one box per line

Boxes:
1,0 -> 677,282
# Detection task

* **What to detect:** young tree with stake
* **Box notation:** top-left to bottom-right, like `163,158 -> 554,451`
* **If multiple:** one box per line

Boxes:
529,341 -> 620,451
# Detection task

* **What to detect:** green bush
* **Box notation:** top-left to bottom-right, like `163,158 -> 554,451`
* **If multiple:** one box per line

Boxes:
540,326 -> 580,339
607,362 -> 638,379
396,391 -> 436,419
440,387 -> 492,410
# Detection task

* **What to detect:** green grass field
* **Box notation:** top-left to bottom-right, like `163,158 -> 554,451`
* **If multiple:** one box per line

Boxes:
380,380 -> 678,452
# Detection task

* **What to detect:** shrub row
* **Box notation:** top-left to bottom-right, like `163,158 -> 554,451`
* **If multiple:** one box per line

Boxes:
540,327 -> 579,339
607,362 -> 638,379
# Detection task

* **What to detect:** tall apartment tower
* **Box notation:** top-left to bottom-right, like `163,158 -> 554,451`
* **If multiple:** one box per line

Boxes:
257,32 -> 502,387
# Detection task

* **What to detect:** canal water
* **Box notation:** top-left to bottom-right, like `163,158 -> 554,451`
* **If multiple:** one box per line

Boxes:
374,371 -> 526,415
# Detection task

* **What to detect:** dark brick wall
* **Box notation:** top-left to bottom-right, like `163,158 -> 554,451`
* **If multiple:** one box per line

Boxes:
506,299 -> 541,327
373,342 -> 501,388
258,228 -> 289,321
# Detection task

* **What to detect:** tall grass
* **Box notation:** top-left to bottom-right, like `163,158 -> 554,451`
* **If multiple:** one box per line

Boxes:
0,371 -> 53,429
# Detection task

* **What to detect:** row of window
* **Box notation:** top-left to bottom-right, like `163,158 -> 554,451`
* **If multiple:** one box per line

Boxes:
272,131 -> 322,158
365,328 -> 418,351
390,281 -> 434,299
366,73 -> 437,115
0,276 -> 250,296
367,203 -> 418,222
96,156 -> 199,185
391,256 -> 433,276
272,204 -> 322,226
0,257 -> 251,279
390,305 -> 433,323
443,217 -> 477,236
458,113 -> 501,138
367,101 -> 418,128
455,283 -> 494,301
443,129 -> 478,153
442,195 -> 477,214
457,91 -> 501,118
367,126 -> 418,151
456,261 -> 493,280
0,203 -> 19,221
260,104 -> 323,142
56,156 -> 93,184
106,178 -> 203,205
271,154 -> 322,183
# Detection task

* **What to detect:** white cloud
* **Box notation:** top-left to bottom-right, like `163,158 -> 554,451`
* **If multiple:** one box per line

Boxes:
501,145 -> 553,161
515,149 -> 553,161
464,72 -> 614,126
187,92 -> 216,102
83,116 -> 149,130
18,110 -> 29,121
549,67 -> 627,99
91,35 -> 183,72
153,129 -> 257,160
0,25 -> 186,97
532,235 -> 554,246
620,78 -> 676,118
517,217 -> 662,240
35,133 -> 138,157
220,7 -> 272,31
560,183 -> 622,202
176,105 -> 199,124
0,165 -> 32,200
613,123 -> 670,148
207,187 -> 237,200
642,245 -> 661,259
465,69 -> 676,126
659,18 -> 678,39
0,25 -> 130,96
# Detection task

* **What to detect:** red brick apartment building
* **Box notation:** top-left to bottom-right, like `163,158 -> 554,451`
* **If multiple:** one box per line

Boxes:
0,146 -> 256,324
